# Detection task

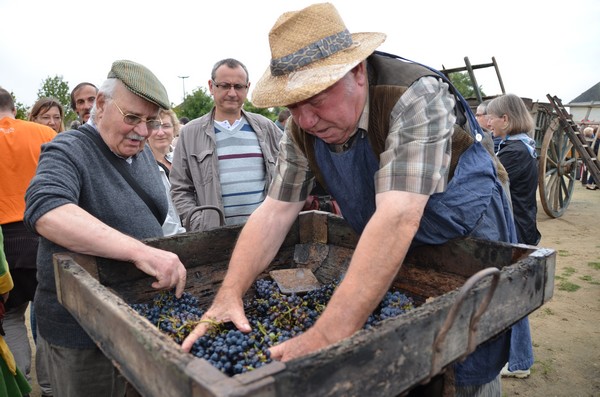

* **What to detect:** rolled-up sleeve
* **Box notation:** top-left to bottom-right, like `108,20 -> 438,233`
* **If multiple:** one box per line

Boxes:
24,139 -> 82,233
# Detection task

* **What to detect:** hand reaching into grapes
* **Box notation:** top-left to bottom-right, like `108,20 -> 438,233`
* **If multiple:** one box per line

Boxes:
181,287 -> 252,352
269,326 -> 331,362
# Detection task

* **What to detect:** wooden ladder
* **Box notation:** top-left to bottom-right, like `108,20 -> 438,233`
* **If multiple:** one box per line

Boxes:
441,56 -> 505,104
547,95 -> 600,186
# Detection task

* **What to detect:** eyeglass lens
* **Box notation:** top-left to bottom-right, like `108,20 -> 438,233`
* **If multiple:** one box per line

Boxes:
113,101 -> 161,130
213,81 -> 248,91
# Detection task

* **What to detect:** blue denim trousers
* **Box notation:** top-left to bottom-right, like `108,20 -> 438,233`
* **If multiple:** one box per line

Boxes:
508,317 -> 534,371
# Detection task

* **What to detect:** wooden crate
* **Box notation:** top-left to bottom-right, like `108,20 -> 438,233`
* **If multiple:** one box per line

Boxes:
54,211 -> 555,397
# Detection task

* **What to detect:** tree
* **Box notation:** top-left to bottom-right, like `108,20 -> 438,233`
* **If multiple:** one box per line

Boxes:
449,72 -> 486,99
37,75 -> 77,125
243,101 -> 277,121
10,92 -> 28,120
174,87 -> 214,120
37,75 -> 70,107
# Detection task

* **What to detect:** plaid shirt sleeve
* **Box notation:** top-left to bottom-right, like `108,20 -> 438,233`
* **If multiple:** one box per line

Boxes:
268,131 -> 314,202
375,76 -> 456,195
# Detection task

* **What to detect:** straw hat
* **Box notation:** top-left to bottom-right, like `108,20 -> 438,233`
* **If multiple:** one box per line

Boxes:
251,3 -> 386,108
108,60 -> 170,109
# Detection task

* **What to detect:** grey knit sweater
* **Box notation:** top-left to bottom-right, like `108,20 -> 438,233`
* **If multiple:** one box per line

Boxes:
24,126 -> 167,348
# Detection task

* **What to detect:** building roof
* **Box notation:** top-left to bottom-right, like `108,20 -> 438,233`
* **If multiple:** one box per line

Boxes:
568,82 -> 600,105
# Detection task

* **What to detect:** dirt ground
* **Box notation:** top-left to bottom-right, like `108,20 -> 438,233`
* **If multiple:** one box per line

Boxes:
502,182 -> 600,397
25,184 -> 599,397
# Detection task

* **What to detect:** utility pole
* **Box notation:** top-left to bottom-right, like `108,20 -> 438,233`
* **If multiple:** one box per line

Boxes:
178,76 -> 189,103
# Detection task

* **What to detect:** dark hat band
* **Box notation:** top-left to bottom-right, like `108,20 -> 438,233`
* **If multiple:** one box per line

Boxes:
270,29 -> 353,77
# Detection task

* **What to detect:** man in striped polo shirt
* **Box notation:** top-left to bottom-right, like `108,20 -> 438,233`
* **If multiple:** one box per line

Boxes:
170,58 -> 282,232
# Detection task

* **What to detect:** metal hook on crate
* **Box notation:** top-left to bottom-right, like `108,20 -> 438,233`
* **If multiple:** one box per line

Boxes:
426,267 -> 501,382
184,205 -> 225,231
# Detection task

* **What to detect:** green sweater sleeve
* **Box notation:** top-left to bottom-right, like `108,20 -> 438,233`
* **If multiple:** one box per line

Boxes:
0,227 -> 14,295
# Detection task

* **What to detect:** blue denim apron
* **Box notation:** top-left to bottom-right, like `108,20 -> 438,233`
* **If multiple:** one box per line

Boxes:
314,132 -> 520,386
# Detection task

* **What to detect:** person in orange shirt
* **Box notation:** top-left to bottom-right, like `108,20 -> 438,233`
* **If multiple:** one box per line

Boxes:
0,86 -> 56,394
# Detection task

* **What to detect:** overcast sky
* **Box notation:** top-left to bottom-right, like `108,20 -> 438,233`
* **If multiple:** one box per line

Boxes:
1,0 -> 598,109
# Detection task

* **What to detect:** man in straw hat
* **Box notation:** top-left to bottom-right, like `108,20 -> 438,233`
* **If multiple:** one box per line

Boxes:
183,3 -> 518,395
24,60 -> 187,396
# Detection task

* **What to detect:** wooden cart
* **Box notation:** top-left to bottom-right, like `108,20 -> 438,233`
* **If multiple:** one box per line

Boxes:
442,57 -> 600,218
535,96 -> 599,217
53,211 -> 555,397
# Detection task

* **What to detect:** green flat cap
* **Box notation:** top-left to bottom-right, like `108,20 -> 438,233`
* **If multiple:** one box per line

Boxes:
107,60 -> 170,109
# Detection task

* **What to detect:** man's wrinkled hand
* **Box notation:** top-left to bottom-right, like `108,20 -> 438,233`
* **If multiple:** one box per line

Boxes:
181,290 -> 250,352
269,326 -> 330,362
134,247 -> 187,297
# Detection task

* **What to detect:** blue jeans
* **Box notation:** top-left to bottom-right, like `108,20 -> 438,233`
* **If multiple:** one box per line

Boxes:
508,317 -> 534,371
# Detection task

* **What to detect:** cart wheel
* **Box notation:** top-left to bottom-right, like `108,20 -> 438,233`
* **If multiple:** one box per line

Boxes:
538,118 -> 578,218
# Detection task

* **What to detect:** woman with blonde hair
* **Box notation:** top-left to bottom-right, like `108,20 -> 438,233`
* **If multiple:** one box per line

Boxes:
28,97 -> 65,133
148,109 -> 180,172
487,93 -> 538,378
147,109 -> 185,236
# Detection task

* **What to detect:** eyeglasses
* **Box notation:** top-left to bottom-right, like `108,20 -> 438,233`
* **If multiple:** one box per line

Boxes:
38,115 -> 62,122
112,101 -> 162,131
212,80 -> 249,92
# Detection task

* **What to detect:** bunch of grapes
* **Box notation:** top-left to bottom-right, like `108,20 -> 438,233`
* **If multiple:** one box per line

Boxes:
365,290 -> 416,327
131,291 -> 204,344
131,278 -> 414,377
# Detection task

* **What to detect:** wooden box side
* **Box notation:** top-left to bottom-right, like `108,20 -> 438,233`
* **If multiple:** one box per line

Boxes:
93,216 -> 303,294
53,211 -> 556,397
266,248 -> 555,396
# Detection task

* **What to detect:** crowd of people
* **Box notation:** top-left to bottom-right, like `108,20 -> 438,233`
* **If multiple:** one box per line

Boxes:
2,2 -> 589,396
1,87 -> 56,397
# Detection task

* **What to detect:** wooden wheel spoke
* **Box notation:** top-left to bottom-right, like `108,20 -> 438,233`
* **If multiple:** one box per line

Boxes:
538,118 -> 576,218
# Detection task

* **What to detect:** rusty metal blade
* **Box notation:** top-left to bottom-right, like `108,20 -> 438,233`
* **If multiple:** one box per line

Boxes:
269,268 -> 321,294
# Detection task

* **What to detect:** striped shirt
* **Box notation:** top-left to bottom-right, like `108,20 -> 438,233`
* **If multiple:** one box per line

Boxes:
214,118 -> 267,225
268,76 -> 456,202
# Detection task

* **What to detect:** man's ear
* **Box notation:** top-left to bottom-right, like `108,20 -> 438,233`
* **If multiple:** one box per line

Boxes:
94,93 -> 108,121
352,61 -> 368,86
96,93 -> 107,111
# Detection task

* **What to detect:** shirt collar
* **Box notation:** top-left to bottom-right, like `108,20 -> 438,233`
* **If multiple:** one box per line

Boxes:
357,89 -> 370,133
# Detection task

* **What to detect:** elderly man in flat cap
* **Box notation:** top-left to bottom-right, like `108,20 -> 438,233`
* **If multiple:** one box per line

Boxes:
24,60 -> 186,396
182,3 -> 530,397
